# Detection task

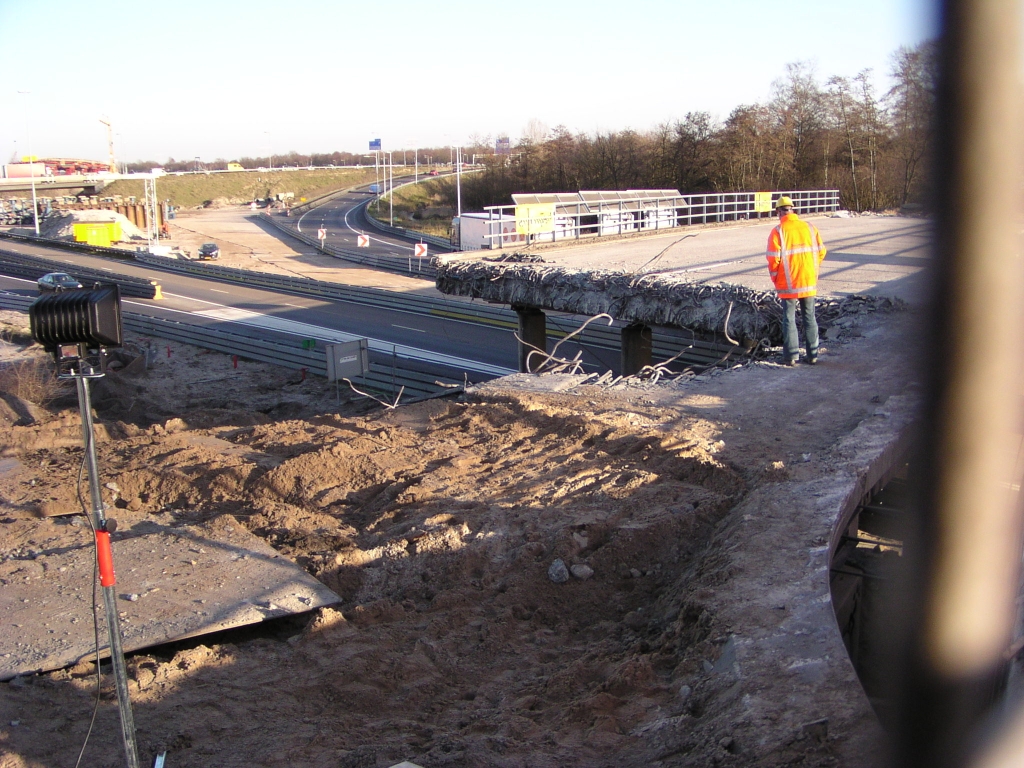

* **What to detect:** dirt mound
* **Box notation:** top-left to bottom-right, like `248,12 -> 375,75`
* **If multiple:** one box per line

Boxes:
0,307 -> 914,767
37,208 -> 147,241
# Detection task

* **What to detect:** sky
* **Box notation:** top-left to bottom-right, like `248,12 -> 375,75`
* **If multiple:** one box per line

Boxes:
0,0 -> 937,165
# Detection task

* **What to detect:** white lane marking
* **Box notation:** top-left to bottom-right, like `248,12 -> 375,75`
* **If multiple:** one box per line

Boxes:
297,206 -> 318,231
159,292 -> 227,305
392,324 -> 425,333
209,289 -> 229,294
282,302 -> 304,308
342,200 -> 414,253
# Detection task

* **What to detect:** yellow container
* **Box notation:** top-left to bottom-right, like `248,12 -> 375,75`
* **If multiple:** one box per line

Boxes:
72,221 -> 121,246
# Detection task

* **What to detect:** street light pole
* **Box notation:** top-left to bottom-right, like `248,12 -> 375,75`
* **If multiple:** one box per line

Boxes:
17,90 -> 40,236
455,146 -> 462,218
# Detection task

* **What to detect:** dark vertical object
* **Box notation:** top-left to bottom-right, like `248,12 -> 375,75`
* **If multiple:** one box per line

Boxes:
621,323 -> 653,375
892,2 -> 1024,767
514,305 -> 547,372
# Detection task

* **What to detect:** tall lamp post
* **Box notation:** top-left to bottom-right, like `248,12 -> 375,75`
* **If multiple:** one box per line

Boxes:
454,145 -> 463,218
17,90 -> 40,236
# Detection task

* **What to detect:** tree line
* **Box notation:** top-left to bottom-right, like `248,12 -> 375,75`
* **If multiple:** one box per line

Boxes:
451,42 -> 936,213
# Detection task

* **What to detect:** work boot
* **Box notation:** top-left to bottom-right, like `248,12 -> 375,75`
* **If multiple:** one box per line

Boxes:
784,357 -> 798,367
806,354 -> 818,365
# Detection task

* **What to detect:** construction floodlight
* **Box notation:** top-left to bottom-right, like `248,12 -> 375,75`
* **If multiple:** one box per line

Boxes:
29,281 -> 140,766
29,284 -> 123,363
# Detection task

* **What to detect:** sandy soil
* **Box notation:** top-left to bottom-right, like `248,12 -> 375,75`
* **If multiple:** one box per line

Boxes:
0,286 -> 916,768
164,208 -> 443,296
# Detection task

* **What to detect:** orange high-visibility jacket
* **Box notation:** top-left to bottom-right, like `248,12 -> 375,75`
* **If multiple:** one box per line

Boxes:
765,213 -> 827,299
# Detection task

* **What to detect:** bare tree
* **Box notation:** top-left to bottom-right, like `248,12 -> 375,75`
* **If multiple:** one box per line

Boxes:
886,42 -> 937,206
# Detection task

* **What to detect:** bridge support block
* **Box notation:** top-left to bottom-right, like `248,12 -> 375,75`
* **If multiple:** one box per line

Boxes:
514,305 -> 547,373
621,323 -> 653,376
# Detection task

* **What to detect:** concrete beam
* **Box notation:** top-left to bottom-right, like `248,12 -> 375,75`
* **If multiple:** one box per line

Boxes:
621,323 -> 653,375
436,259 -> 907,349
513,304 -> 546,373
438,259 -> 781,345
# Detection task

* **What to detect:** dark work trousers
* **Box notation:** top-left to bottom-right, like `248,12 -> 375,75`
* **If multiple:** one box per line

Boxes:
782,296 -> 819,362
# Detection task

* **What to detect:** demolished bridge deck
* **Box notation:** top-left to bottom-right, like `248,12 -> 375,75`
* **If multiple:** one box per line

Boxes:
436,215 -> 930,344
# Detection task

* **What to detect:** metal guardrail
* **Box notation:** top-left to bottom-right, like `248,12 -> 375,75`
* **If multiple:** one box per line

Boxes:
120,315 -> 455,399
0,228 -> 138,260
0,216 -> 748,371
132,251 -> 742,367
0,248 -> 161,299
257,211 -> 440,278
0,292 -> 457,400
290,171 -> 422,215
361,201 -> 453,250
289,186 -> 359,216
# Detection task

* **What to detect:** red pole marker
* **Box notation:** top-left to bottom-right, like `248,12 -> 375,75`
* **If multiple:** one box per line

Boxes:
233,355 -> 238,369
166,345 -> 171,358
301,368 -> 307,381
96,530 -> 116,587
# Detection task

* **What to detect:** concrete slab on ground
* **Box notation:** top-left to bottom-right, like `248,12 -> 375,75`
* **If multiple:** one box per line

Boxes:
0,514 -> 339,680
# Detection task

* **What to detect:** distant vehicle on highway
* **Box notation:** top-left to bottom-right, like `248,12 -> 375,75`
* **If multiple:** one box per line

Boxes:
198,243 -> 220,260
37,272 -> 83,293
429,170 -> 440,176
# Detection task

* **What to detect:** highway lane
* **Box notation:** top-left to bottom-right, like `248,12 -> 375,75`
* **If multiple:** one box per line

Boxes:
0,230 -> 625,374
0,267 -> 519,378
294,183 -> 451,257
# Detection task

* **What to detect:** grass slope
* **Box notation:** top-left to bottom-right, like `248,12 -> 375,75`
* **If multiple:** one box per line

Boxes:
101,168 -> 415,209
366,177 -> 455,237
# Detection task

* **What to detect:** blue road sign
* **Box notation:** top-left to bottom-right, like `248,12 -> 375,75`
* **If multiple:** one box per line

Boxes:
369,139 -> 382,151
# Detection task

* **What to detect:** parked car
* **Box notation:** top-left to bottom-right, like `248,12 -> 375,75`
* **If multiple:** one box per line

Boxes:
37,272 -> 83,293
198,243 -> 220,260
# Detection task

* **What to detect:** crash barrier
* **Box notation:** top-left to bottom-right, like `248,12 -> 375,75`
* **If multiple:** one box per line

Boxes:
290,170 -> 424,215
0,229 -> 137,260
0,243 -> 744,373
361,200 -> 453,251
130,251 -> 743,368
0,291 -> 458,400
120,315 -> 457,400
258,211 -> 440,278
289,185 -> 362,216
0,248 -> 162,299
363,170 -> 485,252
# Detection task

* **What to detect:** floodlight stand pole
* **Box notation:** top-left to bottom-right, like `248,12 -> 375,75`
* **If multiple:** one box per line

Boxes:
72,368 -> 141,768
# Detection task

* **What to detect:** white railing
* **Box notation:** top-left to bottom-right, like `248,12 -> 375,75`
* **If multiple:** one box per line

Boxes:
475,189 -> 840,249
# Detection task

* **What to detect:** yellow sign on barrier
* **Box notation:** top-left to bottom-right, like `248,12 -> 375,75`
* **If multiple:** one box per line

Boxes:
515,203 -> 556,235
754,192 -> 773,213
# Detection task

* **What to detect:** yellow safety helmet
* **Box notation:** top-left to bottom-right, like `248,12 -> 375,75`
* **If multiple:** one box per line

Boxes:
776,196 -> 794,209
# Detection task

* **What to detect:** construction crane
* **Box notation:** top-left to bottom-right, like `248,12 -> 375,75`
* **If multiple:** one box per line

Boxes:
99,117 -> 116,172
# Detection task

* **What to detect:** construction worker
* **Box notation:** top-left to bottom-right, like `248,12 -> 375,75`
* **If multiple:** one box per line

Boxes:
765,195 -> 827,365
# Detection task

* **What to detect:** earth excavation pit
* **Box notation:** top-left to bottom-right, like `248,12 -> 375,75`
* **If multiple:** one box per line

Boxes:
0,300 -> 914,767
